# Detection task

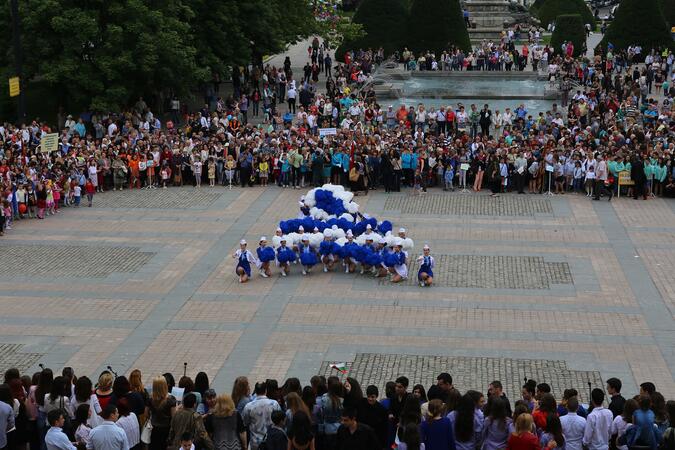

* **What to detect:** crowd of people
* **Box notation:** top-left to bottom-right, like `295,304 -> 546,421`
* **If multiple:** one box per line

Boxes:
0,37 -> 673,238
1,366 -> 674,450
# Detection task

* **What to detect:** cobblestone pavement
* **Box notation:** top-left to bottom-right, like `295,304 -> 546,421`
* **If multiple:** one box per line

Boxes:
319,354 -> 603,404
384,194 -> 553,216
380,255 -> 573,289
1,187 -> 675,401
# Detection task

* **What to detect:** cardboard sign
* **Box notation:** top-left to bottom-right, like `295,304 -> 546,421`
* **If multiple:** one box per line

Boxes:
618,170 -> 634,186
319,127 -> 337,137
40,133 -> 59,153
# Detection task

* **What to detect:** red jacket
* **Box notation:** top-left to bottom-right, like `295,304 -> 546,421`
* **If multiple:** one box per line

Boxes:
506,432 -> 540,450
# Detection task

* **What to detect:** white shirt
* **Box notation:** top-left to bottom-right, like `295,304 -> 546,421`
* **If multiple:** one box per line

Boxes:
116,414 -> 140,448
583,406 -> 613,450
561,412 -> 587,450
87,421 -> 129,450
46,427 -> 76,450
610,416 -> 630,450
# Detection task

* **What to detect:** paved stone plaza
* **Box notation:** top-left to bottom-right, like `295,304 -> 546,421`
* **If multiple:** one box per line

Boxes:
1,187 -> 674,401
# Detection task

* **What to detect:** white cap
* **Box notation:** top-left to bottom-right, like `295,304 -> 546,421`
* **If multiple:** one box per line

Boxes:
313,227 -> 319,232
366,224 -> 372,229
394,237 -> 403,247
302,234 -> 310,241
324,229 -> 333,238
280,236 -> 287,242
259,236 -> 267,242
423,244 -> 430,250
365,235 -> 374,241
300,195 -> 305,200
276,227 -> 282,232
379,236 -> 387,244
346,230 -> 354,237
399,228 -> 406,234
298,225 -> 305,231
240,239 -> 247,245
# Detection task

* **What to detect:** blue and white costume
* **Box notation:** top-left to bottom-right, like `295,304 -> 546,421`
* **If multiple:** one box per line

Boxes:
392,250 -> 408,279
418,254 -> 435,279
235,249 -> 257,277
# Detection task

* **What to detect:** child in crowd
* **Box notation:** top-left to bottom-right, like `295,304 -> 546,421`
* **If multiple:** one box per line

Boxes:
584,165 -> 595,197
208,158 -> 216,187
73,183 -> 82,207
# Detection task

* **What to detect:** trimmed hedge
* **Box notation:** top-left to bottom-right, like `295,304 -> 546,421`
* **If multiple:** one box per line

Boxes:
536,0 -> 595,28
335,0 -> 409,61
599,0 -> 672,51
658,0 -> 674,26
408,0 -> 471,53
550,14 -> 587,57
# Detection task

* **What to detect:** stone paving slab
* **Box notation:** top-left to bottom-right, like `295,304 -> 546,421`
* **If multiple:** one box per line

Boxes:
0,188 -> 674,400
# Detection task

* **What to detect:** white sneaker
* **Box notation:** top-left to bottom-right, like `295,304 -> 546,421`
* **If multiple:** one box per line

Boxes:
323,265 -> 328,273
420,281 -> 425,287
345,266 -> 349,273
281,270 -> 287,277
260,270 -> 268,278
302,270 -> 307,276
360,268 -> 364,275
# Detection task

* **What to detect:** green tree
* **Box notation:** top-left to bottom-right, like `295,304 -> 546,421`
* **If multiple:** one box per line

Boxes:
335,0 -> 408,60
536,0 -> 595,28
408,0 -> 470,54
550,14 -> 586,57
599,0 -> 672,51
658,0 -> 674,26
13,0 -> 203,112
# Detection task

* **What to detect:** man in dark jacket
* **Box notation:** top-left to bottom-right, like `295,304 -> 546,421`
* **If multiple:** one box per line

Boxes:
631,155 -> 647,200
335,408 -> 380,450
357,386 -> 388,449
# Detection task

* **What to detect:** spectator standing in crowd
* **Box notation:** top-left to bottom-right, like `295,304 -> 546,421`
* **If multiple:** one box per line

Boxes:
583,389 -> 613,450
241,382 -> 281,450
86,405 -> 129,450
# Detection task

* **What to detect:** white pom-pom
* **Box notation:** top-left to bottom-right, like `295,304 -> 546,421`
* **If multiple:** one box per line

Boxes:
333,190 -> 354,203
287,233 -> 302,245
339,213 -> 355,222
322,183 -> 345,193
355,234 -> 367,245
309,233 -> 323,249
304,188 -> 317,207
385,234 -> 397,247
332,228 -> 346,240
402,237 -> 414,251
272,235 -> 282,249
336,237 -> 348,246
345,202 -> 359,214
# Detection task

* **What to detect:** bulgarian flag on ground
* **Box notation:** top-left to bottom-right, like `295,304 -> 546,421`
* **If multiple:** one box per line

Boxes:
330,363 -> 348,374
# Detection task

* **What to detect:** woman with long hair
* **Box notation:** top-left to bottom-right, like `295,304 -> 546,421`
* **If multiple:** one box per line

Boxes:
148,376 -> 177,450
482,396 -> 512,450
506,414 -> 539,450
540,414 -> 565,450
230,377 -> 250,415
343,378 -> 364,411
398,422 -> 423,450
33,368 -> 53,450
70,376 -> 102,428
286,392 -> 312,431
73,403 -> 92,445
128,369 -> 149,424
111,376 -> 145,417
288,410 -> 315,450
448,393 -> 483,450
204,394 -> 246,450
194,372 -> 210,397
317,377 -> 343,450
611,398 -> 638,450
533,393 -> 557,431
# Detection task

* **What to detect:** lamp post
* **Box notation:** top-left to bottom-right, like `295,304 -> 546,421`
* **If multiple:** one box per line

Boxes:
10,0 -> 27,123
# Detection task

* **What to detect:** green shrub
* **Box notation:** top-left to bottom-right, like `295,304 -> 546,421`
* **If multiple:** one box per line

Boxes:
550,14 -> 586,57
407,0 -> 471,54
536,0 -> 595,28
335,0 -> 409,60
598,0 -> 672,51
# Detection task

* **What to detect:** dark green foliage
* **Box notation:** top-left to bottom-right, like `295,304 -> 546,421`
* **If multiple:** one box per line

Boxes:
550,14 -> 586,57
336,0 -> 409,60
0,0 -> 317,114
408,0 -> 471,54
658,0 -> 675,26
536,0 -> 595,28
599,0 -> 672,51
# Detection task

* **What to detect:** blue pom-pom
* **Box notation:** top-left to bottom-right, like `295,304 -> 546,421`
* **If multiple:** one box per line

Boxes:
301,217 -> 315,232
352,221 -> 367,236
384,252 -> 400,268
319,241 -> 334,256
277,248 -> 296,264
352,245 -> 367,263
334,244 -> 346,259
300,251 -> 318,266
365,251 -> 382,267
257,246 -> 276,263
378,220 -> 393,235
